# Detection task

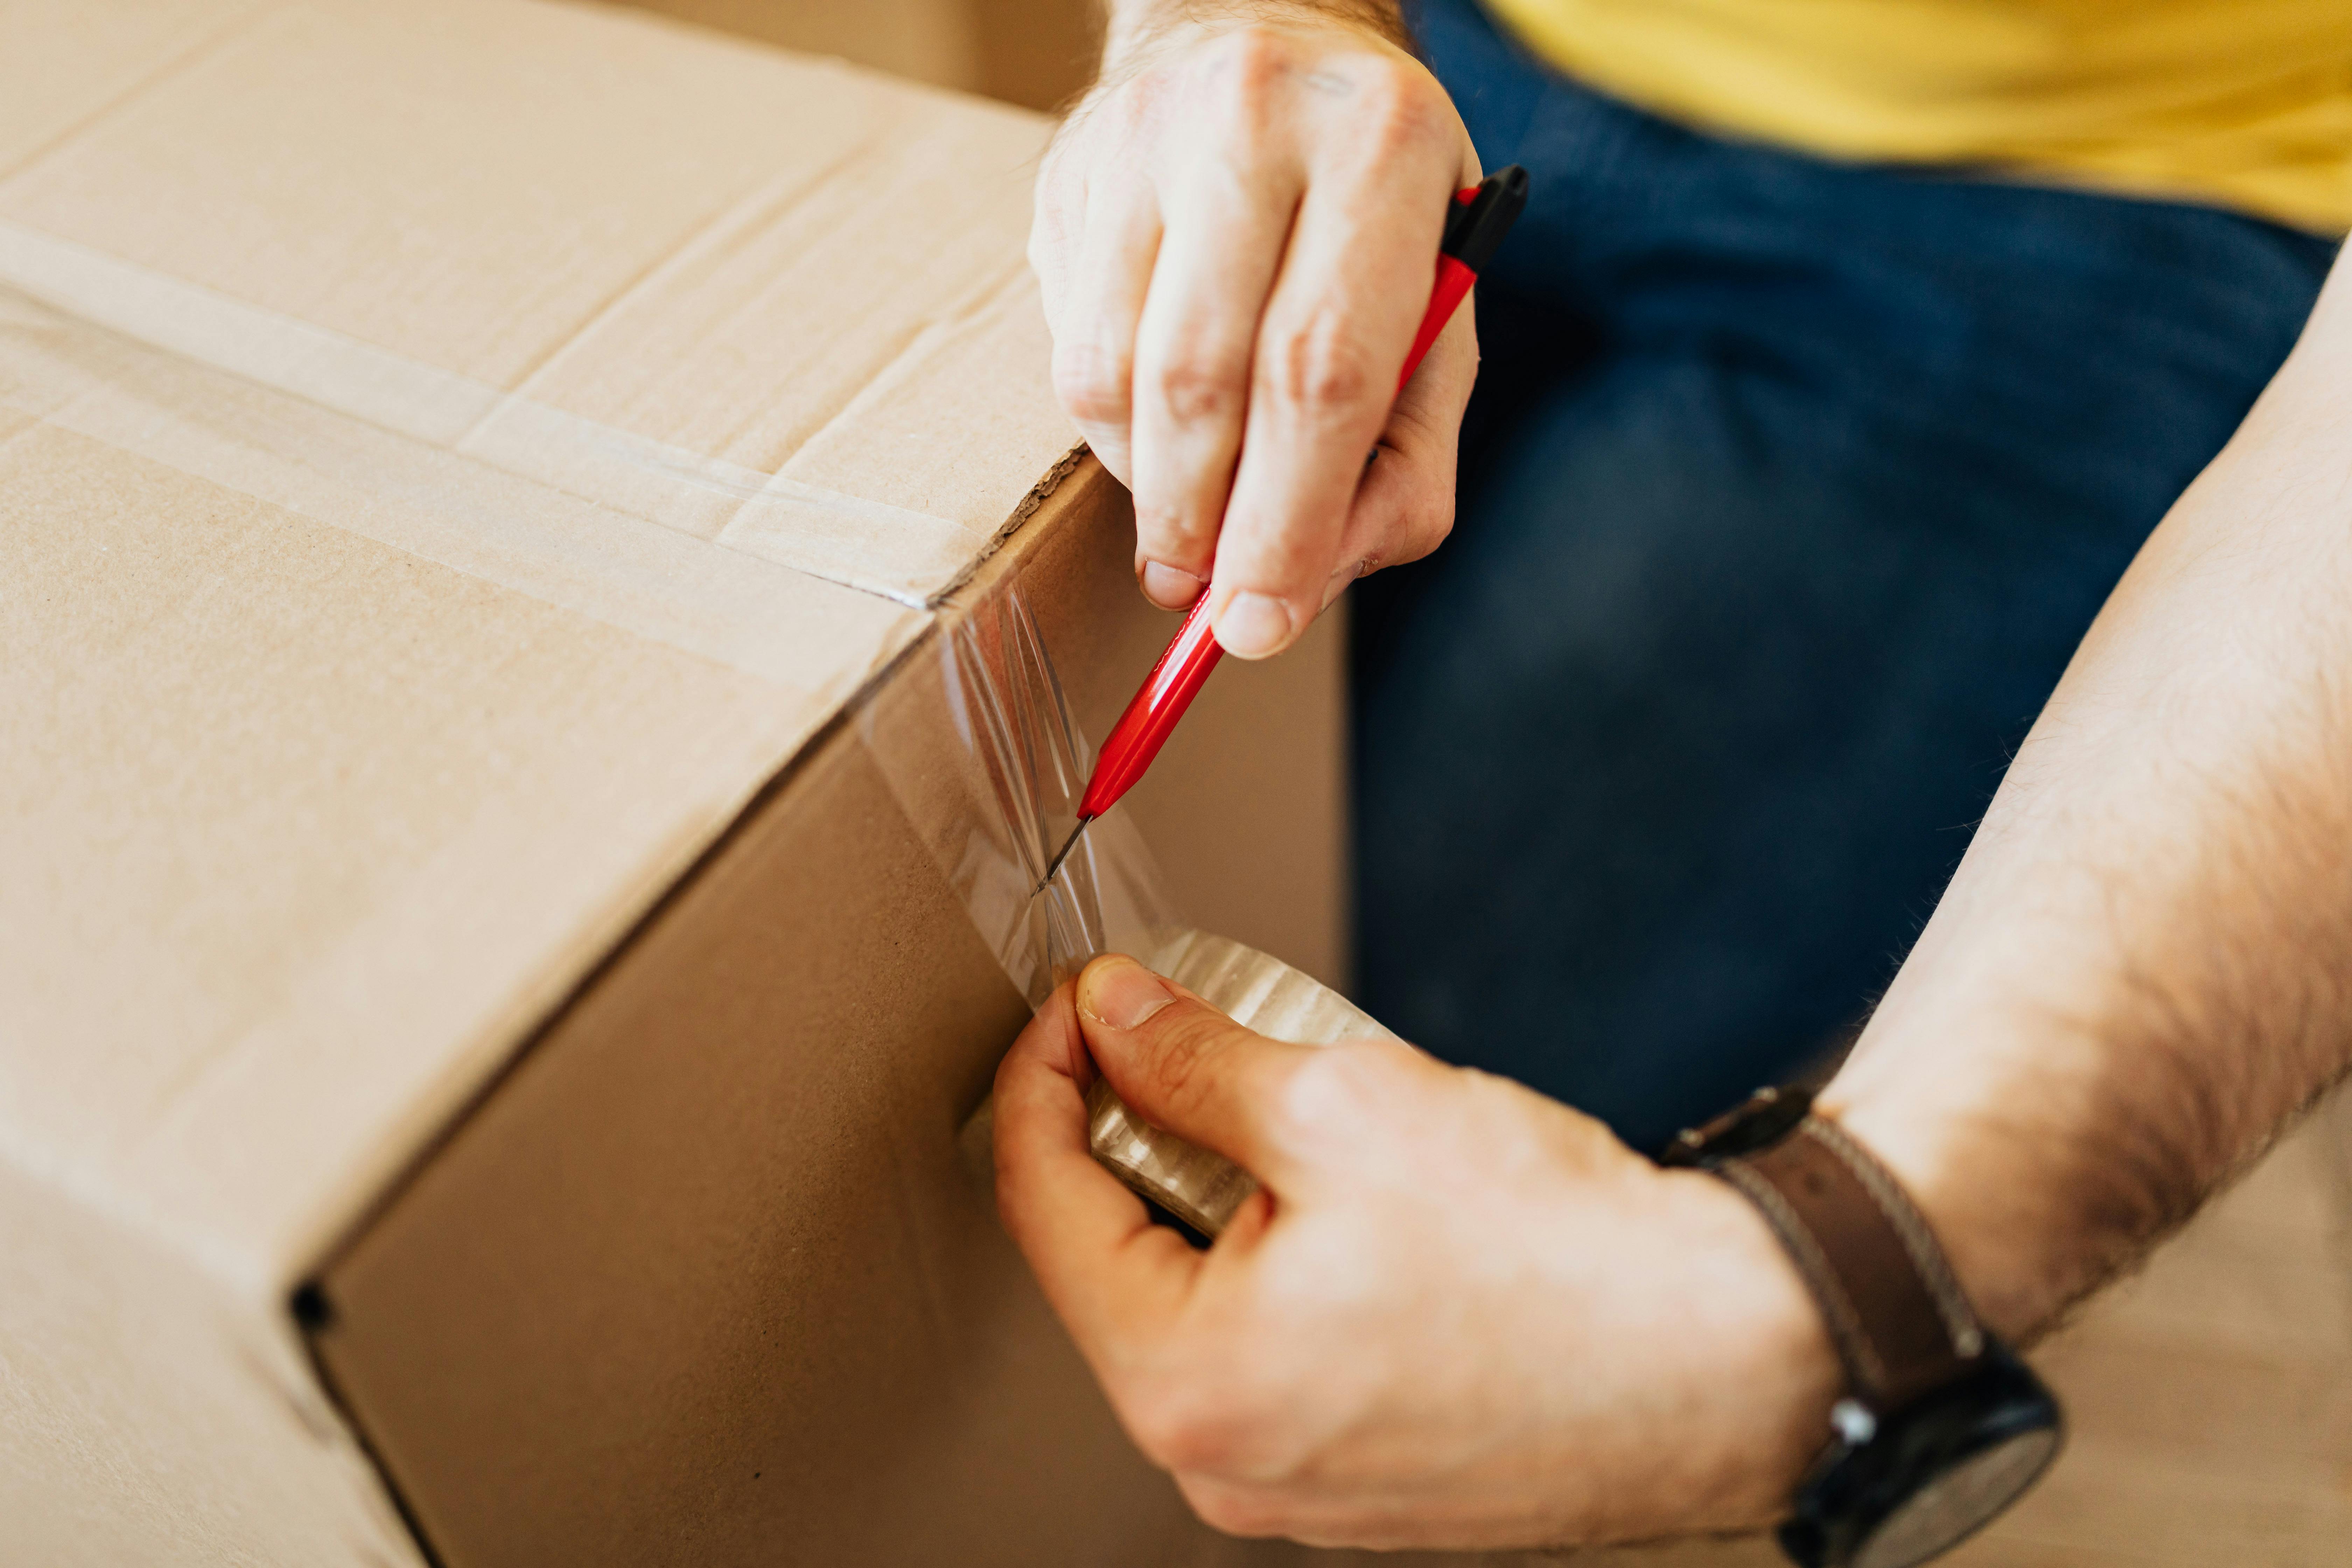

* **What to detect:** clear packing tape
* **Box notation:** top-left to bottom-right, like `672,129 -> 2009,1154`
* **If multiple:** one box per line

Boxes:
857,583 -> 1395,1237
0,215 -> 1385,1237
0,215 -> 1373,1241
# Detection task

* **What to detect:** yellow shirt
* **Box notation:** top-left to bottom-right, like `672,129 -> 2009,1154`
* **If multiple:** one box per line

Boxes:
1481,0 -> 2352,234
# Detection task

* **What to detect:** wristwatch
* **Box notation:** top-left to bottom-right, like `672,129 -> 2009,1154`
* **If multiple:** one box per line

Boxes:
1660,1087 -> 2064,1568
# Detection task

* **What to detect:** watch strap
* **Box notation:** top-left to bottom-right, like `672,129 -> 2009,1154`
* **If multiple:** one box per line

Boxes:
1716,1117 -> 1985,1412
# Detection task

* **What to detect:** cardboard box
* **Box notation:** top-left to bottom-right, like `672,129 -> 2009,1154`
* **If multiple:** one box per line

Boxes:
0,3 -> 1345,1562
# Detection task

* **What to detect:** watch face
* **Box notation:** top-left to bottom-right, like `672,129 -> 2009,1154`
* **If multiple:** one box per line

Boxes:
1853,1424 -> 2061,1568
1781,1342 -> 2064,1568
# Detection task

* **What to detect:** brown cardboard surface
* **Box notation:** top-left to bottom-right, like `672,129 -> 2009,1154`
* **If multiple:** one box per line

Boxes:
0,0 -> 1067,604
2,403 -> 918,1276
0,0 -> 266,173
0,0 -> 1069,1296
0,1152 -> 415,1568
1,2 -> 1347,1562
312,472 -> 1207,1568
302,454 -> 1354,1568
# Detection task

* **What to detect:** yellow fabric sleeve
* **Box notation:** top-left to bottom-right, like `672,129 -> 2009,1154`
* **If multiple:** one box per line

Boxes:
1480,0 -> 2352,234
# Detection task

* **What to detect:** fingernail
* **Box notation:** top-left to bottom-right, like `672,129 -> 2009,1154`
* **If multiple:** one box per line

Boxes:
1321,559 -> 1367,611
1140,560 -> 1203,609
1214,592 -> 1293,658
1079,956 -> 1176,1030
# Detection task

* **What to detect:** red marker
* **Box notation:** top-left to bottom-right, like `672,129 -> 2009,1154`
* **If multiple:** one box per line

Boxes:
1041,166 -> 1528,887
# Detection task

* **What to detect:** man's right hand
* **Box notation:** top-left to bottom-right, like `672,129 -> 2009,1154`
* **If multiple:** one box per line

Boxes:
1031,4 -> 1482,659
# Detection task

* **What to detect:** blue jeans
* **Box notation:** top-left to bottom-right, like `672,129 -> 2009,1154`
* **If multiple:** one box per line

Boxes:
1353,0 -> 2340,1151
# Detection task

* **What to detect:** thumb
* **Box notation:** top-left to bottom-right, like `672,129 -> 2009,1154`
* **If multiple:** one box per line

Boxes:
1075,953 -> 1320,1194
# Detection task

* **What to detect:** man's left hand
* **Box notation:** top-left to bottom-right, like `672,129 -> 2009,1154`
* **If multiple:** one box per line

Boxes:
993,953 -> 1841,1549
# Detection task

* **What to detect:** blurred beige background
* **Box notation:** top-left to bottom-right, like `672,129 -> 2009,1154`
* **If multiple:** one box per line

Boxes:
619,0 -> 1099,108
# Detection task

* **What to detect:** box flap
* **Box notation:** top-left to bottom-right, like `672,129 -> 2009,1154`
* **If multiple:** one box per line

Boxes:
0,0 -> 1080,1295
0,0 -> 1074,605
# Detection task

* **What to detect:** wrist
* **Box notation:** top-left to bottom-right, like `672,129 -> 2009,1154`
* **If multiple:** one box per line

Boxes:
1660,1088 -> 2071,1563
1819,1026 -> 2092,1349
1653,1167 -> 1843,1527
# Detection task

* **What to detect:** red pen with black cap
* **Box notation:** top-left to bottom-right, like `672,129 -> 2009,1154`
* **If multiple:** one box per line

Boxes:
1040,164 -> 1529,886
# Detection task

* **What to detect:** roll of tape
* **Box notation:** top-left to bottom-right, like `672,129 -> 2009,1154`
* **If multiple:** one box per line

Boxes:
1085,929 -> 1395,1238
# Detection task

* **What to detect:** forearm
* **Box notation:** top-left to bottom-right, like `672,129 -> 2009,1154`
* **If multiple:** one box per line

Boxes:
1825,248 -> 2352,1339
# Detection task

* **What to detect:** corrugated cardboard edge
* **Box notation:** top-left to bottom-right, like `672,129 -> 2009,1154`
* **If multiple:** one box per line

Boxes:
0,8 -> 1091,1559
926,439 -> 1091,604
284,452 -> 1116,1285
278,451 -> 1121,1568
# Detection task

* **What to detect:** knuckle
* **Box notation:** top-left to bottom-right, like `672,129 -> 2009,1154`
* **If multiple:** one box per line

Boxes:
1132,500 -> 1215,559
1265,312 -> 1376,418
1099,75 -> 1156,138
1144,1008 -> 1236,1113
1184,30 -> 1286,145
1361,59 -> 1447,149
1208,25 -> 1292,96
1270,1044 -> 1370,1138
1404,487 -> 1455,559
1053,341 -> 1132,426
1122,1373 -> 1246,1474
1152,352 -> 1246,426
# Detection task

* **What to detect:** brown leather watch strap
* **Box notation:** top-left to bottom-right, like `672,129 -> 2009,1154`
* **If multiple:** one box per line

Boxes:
1716,1117 -> 1986,1412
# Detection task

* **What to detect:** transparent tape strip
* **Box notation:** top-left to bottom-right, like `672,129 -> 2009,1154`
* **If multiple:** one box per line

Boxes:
0,281 -> 936,692
0,218 -> 1065,608
854,581 -> 1176,1006
855,578 -> 1393,1236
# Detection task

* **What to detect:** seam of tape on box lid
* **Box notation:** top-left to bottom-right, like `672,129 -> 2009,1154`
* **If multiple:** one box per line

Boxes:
0,282 -> 930,687
0,218 -> 1034,608
0,285 -> 1071,1289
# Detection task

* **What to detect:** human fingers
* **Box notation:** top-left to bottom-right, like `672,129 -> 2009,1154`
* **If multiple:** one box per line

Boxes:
1074,954 -> 1325,1194
1319,300 -> 1476,608
1050,178 -> 1163,489
993,982 -> 1204,1357
1209,71 -> 1464,657
1027,133 -> 1083,337
1126,140 -> 1300,609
